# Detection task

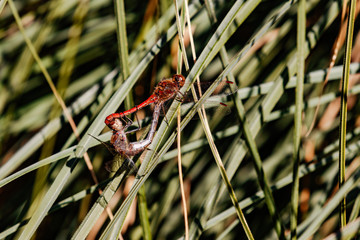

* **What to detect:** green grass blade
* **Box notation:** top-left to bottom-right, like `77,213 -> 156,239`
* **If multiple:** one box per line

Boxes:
290,0 -> 306,238
113,0 -> 133,109
338,0 -> 357,227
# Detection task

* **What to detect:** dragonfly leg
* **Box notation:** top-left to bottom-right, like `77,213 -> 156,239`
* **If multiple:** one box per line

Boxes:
124,114 -> 142,134
123,115 -> 133,128
175,92 -> 185,102
176,89 -> 185,98
134,111 -> 141,129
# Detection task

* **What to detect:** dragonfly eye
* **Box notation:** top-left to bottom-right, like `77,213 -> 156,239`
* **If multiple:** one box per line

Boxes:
174,74 -> 185,88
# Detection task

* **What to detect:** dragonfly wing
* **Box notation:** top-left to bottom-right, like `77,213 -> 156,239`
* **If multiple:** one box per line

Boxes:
180,100 -> 231,120
204,101 -> 231,116
88,134 -> 118,156
105,155 -> 138,174
166,79 -> 236,119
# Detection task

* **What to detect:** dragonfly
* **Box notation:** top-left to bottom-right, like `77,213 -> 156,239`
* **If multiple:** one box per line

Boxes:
105,74 -> 236,131
105,74 -> 185,131
92,102 -> 162,172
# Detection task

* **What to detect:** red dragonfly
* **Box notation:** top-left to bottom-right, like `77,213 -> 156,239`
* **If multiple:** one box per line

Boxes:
92,102 -> 162,172
105,74 -> 185,131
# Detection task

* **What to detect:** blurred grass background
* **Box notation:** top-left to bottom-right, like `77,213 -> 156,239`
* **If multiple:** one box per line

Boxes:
0,0 -> 360,239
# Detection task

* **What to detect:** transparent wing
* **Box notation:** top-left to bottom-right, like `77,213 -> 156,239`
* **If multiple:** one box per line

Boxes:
105,155 -> 138,175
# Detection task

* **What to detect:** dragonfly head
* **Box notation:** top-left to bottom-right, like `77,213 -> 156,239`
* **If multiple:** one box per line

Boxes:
111,119 -> 124,132
173,74 -> 185,88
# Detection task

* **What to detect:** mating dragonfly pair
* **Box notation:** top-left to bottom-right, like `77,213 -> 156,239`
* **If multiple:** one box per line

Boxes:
93,74 -> 185,173
96,73 -> 234,173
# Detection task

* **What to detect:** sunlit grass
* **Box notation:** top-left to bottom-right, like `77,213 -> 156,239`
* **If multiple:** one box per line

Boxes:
0,0 -> 360,239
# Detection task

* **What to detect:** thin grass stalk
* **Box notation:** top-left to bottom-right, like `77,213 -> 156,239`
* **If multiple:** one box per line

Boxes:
339,0 -> 357,227
173,3 -> 189,237
176,0 -> 253,238
172,3 -> 190,239
290,0 -> 306,239
177,107 -> 189,240
113,0 -> 133,110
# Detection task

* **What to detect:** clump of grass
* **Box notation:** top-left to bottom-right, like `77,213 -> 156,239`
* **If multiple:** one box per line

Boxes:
0,0 -> 360,239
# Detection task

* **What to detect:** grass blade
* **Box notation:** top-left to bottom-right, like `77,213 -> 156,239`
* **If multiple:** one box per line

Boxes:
290,0 -> 306,238
338,0 -> 357,227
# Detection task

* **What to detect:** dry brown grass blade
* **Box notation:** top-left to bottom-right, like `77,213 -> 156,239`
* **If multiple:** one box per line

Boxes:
177,107 -> 189,240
